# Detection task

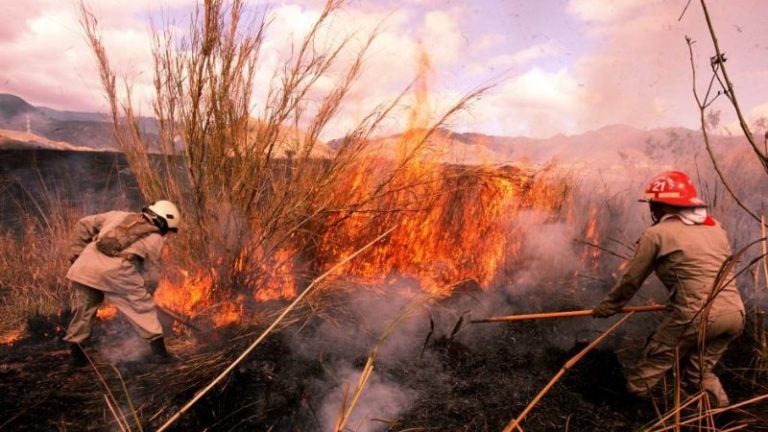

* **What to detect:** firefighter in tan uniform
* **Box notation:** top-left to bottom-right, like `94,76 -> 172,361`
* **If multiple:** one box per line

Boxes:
593,171 -> 744,407
64,200 -> 180,366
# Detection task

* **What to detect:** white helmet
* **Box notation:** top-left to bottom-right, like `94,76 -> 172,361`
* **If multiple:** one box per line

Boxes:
145,200 -> 180,233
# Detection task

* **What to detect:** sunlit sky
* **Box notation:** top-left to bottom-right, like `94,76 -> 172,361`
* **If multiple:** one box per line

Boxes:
2,0 -> 767,139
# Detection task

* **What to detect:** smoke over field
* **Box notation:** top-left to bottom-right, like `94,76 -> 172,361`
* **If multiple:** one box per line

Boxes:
2,0 -> 768,430
0,138 -> 766,431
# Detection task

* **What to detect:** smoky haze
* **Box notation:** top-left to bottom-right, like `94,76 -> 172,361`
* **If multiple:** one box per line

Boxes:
277,139 -> 765,430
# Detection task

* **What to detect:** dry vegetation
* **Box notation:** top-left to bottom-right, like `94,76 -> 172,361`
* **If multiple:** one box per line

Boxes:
79,0 -> 494,309
1,0 -> 768,431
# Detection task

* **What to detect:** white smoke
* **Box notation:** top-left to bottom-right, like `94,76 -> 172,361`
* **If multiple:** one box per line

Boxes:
505,211 -> 582,293
318,365 -> 417,432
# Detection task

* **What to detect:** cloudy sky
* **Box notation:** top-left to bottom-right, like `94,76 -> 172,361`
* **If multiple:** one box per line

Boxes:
1,0 -> 767,139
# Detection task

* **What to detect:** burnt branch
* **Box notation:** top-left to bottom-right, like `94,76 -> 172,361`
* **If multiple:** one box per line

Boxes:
698,0 -> 768,172
685,36 -> 762,224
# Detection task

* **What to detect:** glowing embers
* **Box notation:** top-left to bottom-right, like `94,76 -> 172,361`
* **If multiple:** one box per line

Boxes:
0,329 -> 23,345
96,304 -> 117,321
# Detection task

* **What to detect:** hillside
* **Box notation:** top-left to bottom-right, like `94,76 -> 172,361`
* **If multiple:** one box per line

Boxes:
0,93 -> 752,172
348,124 -> 743,171
0,94 -> 141,151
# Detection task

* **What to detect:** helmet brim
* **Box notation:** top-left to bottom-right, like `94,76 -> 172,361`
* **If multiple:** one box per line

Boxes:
638,197 -> 707,207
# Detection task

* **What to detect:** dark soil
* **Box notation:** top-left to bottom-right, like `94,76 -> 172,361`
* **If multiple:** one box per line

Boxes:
2,308 -> 767,432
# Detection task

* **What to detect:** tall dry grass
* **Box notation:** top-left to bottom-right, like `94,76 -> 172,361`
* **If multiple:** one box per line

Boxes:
0,186 -> 85,334
79,0 -> 488,308
0,162 -> 140,336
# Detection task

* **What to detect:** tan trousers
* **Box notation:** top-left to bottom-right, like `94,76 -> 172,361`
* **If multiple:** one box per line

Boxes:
626,310 -> 744,407
64,282 -> 163,343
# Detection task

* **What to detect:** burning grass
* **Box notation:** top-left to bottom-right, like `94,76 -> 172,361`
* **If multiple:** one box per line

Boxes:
2,0 -> 768,430
2,145 -> 766,431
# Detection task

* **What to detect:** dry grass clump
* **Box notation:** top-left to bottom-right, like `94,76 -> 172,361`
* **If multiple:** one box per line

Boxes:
0,202 -> 77,335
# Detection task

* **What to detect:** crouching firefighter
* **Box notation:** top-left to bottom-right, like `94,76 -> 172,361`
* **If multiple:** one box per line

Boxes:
63,200 -> 181,367
592,171 -> 744,408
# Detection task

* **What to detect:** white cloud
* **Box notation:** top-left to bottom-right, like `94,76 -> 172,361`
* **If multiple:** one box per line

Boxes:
422,10 -> 463,66
721,101 -> 768,133
454,67 -> 584,137
3,1 -> 767,139
567,0 -> 652,23
484,42 -> 560,70
473,33 -> 504,52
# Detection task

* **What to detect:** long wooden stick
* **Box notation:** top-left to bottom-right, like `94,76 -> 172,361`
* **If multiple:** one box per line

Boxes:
156,304 -> 213,335
156,226 -> 395,432
502,312 -> 637,432
471,305 -> 665,324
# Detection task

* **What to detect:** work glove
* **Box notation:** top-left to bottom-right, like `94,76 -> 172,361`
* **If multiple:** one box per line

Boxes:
591,302 -> 617,318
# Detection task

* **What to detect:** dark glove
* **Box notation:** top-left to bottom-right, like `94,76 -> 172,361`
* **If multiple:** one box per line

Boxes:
146,281 -> 159,295
592,302 -> 617,318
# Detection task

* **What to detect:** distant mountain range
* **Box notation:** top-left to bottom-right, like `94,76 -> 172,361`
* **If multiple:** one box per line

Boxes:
0,93 -> 743,169
0,93 -> 158,151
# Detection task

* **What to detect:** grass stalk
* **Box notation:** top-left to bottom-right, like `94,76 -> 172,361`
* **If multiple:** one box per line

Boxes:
336,357 -> 375,431
333,297 -> 425,431
762,214 -> 767,290
111,365 -> 143,432
84,346 -> 131,432
103,394 -> 130,432
643,393 -> 704,430
646,393 -> 768,431
674,345 -> 681,432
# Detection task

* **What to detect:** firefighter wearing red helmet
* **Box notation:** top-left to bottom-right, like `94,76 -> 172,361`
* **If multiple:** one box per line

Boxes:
593,171 -> 744,407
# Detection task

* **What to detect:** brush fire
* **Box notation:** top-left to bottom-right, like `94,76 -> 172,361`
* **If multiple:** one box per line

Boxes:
3,1 -> 768,431
131,163 -> 563,326
4,151 -> 766,432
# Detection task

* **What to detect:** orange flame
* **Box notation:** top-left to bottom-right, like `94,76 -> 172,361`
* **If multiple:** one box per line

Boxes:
96,304 -> 118,321
154,269 -> 241,328
581,204 -> 602,271
154,243 -> 298,329
142,48 -> 581,321
317,164 -> 555,297
0,330 -> 23,345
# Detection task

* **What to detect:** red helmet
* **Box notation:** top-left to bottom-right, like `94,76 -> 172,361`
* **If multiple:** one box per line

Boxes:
640,170 -> 706,207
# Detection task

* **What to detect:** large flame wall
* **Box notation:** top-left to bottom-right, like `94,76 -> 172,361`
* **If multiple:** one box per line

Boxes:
151,161 -> 585,327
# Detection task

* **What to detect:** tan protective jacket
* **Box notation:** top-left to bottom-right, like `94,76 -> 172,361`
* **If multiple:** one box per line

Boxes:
67,211 -> 165,293
599,217 -> 744,319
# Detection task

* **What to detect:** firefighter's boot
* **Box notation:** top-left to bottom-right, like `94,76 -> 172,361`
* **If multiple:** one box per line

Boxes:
69,343 -> 88,368
148,337 -> 176,363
